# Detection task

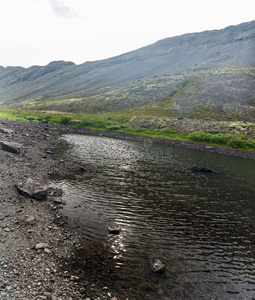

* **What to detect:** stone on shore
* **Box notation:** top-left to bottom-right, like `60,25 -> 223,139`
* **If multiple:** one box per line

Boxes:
16,178 -> 48,200
151,259 -> 166,273
0,141 -> 23,154
25,216 -> 36,225
0,128 -> 13,135
35,242 -> 49,250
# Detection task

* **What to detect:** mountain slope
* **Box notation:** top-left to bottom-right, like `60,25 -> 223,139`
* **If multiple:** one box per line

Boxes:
0,21 -> 254,120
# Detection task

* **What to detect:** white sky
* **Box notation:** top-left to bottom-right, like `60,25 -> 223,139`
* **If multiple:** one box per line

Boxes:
0,0 -> 254,68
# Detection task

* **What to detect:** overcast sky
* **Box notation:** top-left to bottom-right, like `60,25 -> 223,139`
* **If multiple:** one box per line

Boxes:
0,0 -> 254,68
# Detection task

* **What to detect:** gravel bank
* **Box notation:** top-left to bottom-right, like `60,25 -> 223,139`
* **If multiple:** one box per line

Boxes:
0,120 -> 120,300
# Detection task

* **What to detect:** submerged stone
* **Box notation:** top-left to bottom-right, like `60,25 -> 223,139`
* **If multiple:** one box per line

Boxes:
151,259 -> 166,273
108,225 -> 121,234
192,166 -> 213,173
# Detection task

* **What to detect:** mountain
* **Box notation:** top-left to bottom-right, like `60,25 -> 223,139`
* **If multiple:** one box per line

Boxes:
0,20 -> 254,120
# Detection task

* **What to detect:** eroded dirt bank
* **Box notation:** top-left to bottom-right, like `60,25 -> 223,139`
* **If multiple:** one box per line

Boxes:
0,119 -> 254,300
0,120 -> 120,300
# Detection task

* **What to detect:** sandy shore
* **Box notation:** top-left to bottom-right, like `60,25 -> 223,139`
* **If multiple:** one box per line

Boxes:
0,119 -> 254,300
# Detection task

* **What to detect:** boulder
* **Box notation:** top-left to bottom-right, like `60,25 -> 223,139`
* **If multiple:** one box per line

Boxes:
16,178 -> 48,200
151,259 -> 166,273
0,141 -> 23,154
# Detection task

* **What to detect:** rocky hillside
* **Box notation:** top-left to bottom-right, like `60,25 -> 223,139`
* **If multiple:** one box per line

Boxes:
0,21 -> 254,120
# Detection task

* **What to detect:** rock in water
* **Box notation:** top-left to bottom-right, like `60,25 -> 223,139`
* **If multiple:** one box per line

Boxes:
151,259 -> 166,273
108,225 -> 121,234
0,141 -> 23,154
16,178 -> 48,200
192,166 -> 213,173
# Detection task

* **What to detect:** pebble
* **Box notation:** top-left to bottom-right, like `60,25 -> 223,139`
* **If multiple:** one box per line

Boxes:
35,242 -> 50,250
25,216 -> 36,224
44,248 -> 51,254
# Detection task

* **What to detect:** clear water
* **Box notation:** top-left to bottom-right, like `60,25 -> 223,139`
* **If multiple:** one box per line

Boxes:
52,134 -> 255,300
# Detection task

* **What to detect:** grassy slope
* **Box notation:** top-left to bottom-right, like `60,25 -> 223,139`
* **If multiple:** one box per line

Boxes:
3,67 -> 254,122
0,22 -> 254,150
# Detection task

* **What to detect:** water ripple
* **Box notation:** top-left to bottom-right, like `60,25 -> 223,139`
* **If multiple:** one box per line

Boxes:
52,134 -> 255,299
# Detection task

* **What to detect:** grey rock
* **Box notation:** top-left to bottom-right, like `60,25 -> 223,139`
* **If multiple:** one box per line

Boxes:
205,146 -> 215,150
35,242 -> 50,250
192,166 -> 213,173
16,178 -> 48,200
151,259 -> 166,273
25,216 -> 36,225
108,225 -> 121,234
0,128 -> 13,135
0,141 -> 23,154
53,198 -> 62,204
208,130 -> 220,134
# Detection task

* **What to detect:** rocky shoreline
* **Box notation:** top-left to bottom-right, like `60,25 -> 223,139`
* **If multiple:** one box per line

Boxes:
0,119 -> 254,300
0,120 -> 119,300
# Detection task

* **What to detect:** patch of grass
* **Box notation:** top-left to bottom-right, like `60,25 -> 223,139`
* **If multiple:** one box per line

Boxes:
106,124 -> 122,130
188,131 -> 255,149
1,109 -> 254,150
0,110 -> 28,121
161,79 -> 198,107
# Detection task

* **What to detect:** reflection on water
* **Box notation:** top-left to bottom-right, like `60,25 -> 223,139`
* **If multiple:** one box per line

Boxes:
52,134 -> 255,299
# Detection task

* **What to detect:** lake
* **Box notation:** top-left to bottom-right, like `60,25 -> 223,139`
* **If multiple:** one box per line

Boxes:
52,134 -> 255,299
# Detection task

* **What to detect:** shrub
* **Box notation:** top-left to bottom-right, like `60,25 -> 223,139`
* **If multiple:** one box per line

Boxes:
81,119 -> 94,127
26,115 -> 39,121
59,115 -> 73,124
106,124 -> 121,130
188,131 -> 255,149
